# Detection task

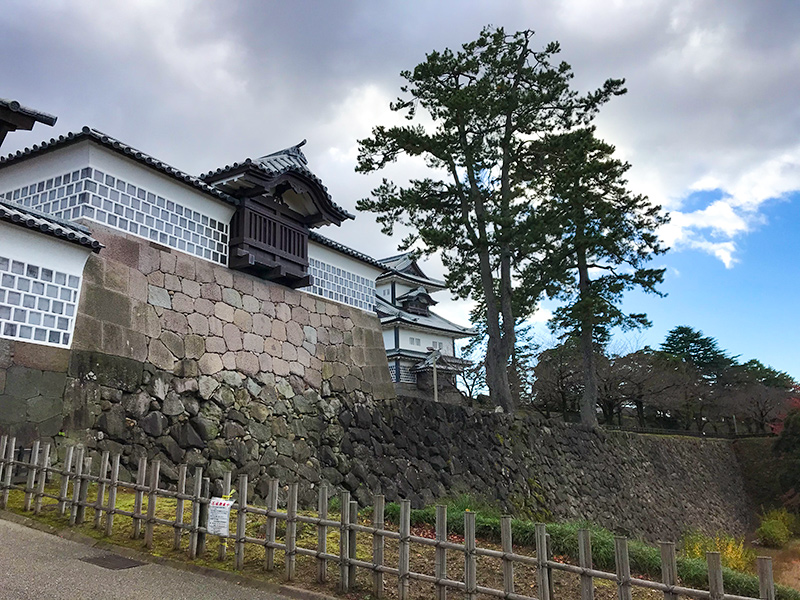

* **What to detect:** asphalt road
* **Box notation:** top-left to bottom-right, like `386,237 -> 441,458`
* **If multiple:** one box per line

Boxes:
0,518 -> 298,599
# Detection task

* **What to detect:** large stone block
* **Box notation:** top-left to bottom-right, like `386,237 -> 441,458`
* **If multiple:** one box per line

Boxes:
4,365 -> 42,399
69,350 -> 144,393
97,404 -> 128,440
0,394 -> 28,426
148,285 -> 172,309
11,342 -> 69,372
148,339 -> 176,372
82,284 -> 131,328
72,314 -> 103,352
104,259 -> 130,294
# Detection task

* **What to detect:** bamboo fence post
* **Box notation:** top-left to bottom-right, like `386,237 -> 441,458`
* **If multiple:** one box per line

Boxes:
615,537 -> 633,600
234,474 -> 248,570
578,528 -> 594,600
758,556 -> 776,600
660,541 -> 678,600
286,482 -> 299,581
535,523 -> 551,600
34,443 -> 50,515
58,444 -> 73,516
547,533 -> 554,600
707,552 -> 724,600
93,451 -> 109,528
217,470 -> 230,560
188,466 -> 203,559
69,446 -> 85,525
464,511 -> 477,600
174,464 -> 187,551
347,500 -> 358,585
145,460 -> 160,549
373,495 -> 385,598
23,440 -> 40,511
501,516 -> 515,597
132,456 -> 147,539
1,436 -> 16,509
76,455 -> 92,525
317,485 -> 329,584
339,490 -> 351,593
398,499 -> 411,600
265,478 -> 278,571
198,477 -> 210,556
104,453 -> 120,537
435,504 -> 447,600
0,435 -> 7,490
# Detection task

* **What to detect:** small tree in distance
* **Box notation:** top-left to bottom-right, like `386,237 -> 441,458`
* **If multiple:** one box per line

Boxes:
528,128 -> 669,426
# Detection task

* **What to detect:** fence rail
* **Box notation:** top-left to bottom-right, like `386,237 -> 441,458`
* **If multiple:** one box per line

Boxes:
0,436 -> 778,600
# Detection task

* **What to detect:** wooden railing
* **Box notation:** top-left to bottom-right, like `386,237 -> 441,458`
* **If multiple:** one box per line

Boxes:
229,199 -> 309,285
0,436 -> 779,600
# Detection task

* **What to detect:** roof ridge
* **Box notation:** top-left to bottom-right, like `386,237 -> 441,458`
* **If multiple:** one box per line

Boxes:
0,127 -> 238,206
0,198 -> 92,234
0,199 -> 103,251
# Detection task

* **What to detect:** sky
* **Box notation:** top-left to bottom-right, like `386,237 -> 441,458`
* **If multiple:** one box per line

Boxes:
2,0 -> 798,379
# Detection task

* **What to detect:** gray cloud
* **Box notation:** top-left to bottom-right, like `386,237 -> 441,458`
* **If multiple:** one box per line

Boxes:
2,0 -> 799,296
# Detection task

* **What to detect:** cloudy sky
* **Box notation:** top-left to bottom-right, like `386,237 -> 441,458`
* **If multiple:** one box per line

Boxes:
3,0 -> 799,378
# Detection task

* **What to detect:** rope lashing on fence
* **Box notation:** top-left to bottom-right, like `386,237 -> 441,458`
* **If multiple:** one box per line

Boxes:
0,435 -> 779,600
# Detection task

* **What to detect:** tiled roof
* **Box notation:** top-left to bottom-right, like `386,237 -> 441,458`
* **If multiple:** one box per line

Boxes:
0,199 -> 102,251
0,98 -> 57,127
385,347 -> 470,369
377,252 -> 446,289
309,231 -> 385,269
0,127 -> 238,206
376,296 -> 475,337
200,141 -> 354,222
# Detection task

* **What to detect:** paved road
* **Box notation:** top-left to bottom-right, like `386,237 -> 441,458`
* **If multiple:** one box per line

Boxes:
0,518 -> 298,599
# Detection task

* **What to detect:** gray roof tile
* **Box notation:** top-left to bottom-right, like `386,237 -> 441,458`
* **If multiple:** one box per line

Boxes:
0,127 -> 237,206
200,141 -> 354,222
0,199 -> 103,251
0,98 -> 57,127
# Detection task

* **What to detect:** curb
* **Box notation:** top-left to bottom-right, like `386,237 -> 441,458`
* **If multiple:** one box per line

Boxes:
0,509 -> 340,600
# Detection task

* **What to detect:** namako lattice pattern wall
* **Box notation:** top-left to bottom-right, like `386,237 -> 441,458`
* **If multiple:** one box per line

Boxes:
307,257 -> 376,311
0,255 -> 80,347
1,167 -> 229,265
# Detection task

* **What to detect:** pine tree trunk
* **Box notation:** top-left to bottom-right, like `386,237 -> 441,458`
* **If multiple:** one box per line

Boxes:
577,247 -> 599,428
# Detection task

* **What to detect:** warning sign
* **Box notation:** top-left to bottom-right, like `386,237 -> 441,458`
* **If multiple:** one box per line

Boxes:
207,497 -> 235,536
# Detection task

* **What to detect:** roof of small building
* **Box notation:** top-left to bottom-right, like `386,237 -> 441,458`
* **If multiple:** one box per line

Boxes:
199,141 -> 354,224
0,198 -> 103,251
0,127 -> 238,206
376,295 -> 475,337
377,251 -> 446,289
395,286 -> 438,306
0,99 -> 58,127
385,347 -> 471,368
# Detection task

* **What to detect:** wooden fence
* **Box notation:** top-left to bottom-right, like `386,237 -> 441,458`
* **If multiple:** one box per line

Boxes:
0,435 -> 778,600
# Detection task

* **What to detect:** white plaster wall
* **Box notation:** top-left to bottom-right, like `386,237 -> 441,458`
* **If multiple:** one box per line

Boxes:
87,146 -> 235,225
0,143 -> 91,195
0,222 -> 92,348
382,328 -> 396,350
0,222 -> 92,277
396,325 -> 455,356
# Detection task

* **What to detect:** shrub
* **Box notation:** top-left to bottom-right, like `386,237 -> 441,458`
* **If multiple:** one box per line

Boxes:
757,517 -> 791,548
681,529 -> 755,572
762,508 -> 800,536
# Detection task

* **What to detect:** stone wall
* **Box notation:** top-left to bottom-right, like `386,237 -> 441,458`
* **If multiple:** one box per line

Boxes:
332,397 -> 755,541
0,224 -> 755,541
